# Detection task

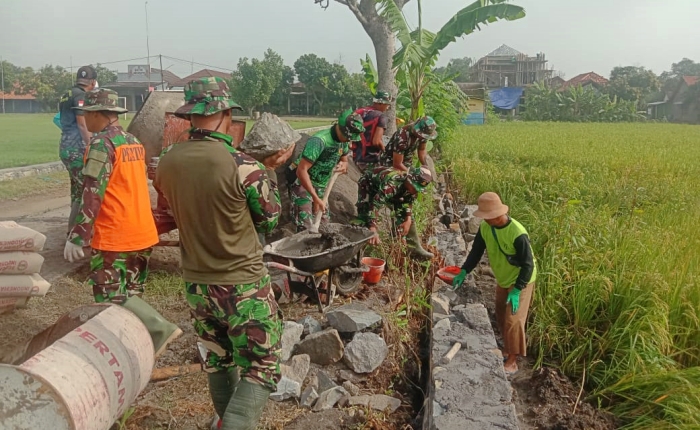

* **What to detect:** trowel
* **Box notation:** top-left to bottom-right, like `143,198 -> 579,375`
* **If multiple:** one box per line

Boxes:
309,171 -> 341,234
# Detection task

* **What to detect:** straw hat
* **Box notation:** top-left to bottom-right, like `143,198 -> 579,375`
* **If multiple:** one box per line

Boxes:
473,192 -> 509,219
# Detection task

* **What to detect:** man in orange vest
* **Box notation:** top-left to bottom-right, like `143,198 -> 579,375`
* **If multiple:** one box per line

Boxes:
63,88 -> 182,358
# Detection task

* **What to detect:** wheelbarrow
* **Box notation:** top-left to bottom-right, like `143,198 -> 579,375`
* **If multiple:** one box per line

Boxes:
263,224 -> 375,312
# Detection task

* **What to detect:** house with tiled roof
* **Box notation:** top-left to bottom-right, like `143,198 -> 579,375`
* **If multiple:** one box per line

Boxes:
103,65 -> 182,111
0,85 -> 40,113
561,72 -> 609,91
648,75 -> 700,123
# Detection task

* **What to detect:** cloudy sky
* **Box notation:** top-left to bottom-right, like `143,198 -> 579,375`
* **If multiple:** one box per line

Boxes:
1,0 -> 698,80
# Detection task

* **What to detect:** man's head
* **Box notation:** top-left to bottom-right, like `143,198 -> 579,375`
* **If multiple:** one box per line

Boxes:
336,109 -> 365,143
411,116 -> 438,141
372,90 -> 392,112
72,88 -> 127,132
404,166 -> 433,195
174,77 -> 242,131
473,192 -> 510,226
76,65 -> 98,91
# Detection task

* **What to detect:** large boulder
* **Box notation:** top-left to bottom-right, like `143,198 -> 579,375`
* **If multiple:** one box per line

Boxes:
294,329 -> 344,365
281,321 -> 304,361
326,303 -> 382,333
343,332 -> 388,373
239,113 -> 301,161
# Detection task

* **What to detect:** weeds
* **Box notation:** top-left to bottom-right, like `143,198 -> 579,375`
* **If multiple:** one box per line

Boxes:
442,122 -> 700,428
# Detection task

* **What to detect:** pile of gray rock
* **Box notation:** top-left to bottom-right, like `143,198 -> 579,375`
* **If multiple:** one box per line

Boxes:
271,303 -> 401,414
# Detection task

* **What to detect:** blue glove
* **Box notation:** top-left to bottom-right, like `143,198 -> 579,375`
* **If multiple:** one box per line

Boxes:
506,288 -> 521,314
452,270 -> 467,290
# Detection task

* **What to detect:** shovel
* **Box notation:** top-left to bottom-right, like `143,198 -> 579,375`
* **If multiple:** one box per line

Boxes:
309,171 -> 340,233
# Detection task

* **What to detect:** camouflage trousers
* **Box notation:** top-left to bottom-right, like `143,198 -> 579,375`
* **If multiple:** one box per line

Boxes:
59,142 -> 85,205
185,274 -> 282,391
289,181 -> 329,232
88,248 -> 152,304
356,175 -> 407,228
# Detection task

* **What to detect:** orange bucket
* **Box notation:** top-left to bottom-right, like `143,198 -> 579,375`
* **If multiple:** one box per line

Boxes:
361,257 -> 386,284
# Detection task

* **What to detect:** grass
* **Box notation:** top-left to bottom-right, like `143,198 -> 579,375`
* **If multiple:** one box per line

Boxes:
0,171 -> 68,201
0,114 -> 334,169
442,122 -> 700,428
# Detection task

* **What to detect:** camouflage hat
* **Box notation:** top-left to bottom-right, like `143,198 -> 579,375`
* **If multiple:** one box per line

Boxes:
72,88 -> 127,113
406,166 -> 433,192
373,90 -> 392,104
338,109 -> 365,142
412,116 -> 438,140
174,77 -> 242,118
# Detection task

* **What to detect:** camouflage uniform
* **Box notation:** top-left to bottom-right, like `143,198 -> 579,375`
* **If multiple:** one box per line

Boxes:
68,122 -> 155,304
379,116 -> 437,169
159,77 -> 283,391
356,166 -> 415,229
288,110 -> 364,232
185,274 -> 281,390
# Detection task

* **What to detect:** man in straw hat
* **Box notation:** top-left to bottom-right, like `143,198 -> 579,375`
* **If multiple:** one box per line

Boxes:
154,76 -> 293,430
452,192 -> 537,374
58,65 -> 99,232
287,108 -> 365,232
352,89 -> 393,172
356,165 -> 433,246
63,88 -> 183,358
378,115 -> 438,260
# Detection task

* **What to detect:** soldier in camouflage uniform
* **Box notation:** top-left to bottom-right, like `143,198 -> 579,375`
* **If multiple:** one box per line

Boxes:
356,165 -> 433,246
153,77 -> 293,430
58,65 -> 99,232
63,88 -> 182,358
379,116 -> 438,259
288,109 -> 365,232
380,116 -> 437,172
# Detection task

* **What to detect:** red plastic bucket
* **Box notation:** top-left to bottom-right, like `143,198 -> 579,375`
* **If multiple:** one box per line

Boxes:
361,257 -> 386,284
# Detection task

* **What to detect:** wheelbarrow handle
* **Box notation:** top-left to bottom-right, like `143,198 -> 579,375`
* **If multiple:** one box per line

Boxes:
265,261 -> 314,278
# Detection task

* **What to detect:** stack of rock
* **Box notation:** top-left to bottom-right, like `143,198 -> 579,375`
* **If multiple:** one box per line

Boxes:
0,221 -> 50,314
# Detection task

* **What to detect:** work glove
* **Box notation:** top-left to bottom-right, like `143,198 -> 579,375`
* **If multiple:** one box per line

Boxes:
63,241 -> 85,263
506,288 -> 522,315
452,269 -> 467,290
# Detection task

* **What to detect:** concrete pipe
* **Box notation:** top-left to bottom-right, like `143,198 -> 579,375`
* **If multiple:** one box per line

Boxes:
0,304 -> 154,430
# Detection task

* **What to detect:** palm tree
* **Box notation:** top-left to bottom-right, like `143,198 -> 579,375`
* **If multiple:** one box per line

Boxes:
381,0 -> 526,119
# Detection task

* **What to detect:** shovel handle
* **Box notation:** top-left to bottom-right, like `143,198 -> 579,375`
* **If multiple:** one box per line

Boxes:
310,171 -> 341,233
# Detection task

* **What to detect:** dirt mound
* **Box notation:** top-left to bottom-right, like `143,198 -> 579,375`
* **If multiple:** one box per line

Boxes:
514,367 -> 617,430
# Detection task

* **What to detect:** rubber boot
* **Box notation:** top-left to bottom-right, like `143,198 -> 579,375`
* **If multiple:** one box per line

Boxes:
221,379 -> 272,430
208,369 -> 241,420
405,221 -> 434,260
121,296 -> 183,358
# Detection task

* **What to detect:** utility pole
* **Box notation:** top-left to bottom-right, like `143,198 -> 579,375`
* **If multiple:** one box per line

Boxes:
145,1 -> 151,91
1,55 -> 5,114
159,54 -> 165,90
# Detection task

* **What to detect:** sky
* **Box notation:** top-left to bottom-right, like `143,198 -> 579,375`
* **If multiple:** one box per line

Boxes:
1,0 -> 699,81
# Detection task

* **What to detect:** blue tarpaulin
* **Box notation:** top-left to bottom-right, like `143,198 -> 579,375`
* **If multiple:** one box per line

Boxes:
489,87 -> 524,110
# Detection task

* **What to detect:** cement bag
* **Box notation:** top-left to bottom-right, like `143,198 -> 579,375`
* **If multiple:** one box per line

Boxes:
0,251 -> 45,274
0,297 -> 28,315
0,221 -> 47,252
0,274 -> 51,298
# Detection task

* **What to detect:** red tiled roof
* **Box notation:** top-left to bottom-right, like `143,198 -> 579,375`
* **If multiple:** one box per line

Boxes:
171,69 -> 232,87
562,72 -> 609,89
151,68 -> 182,86
683,76 -> 699,86
0,91 -> 36,100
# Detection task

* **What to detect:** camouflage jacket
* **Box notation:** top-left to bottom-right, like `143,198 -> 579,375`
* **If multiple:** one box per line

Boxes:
357,166 -> 414,228
160,129 -> 281,234
379,126 -> 424,168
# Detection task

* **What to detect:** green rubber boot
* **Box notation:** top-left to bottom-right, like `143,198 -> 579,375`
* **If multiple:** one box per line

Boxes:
208,369 -> 241,419
122,296 -> 183,358
221,379 -> 272,430
405,221 -> 434,260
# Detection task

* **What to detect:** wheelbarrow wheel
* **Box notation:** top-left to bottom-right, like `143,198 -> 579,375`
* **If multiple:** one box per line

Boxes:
333,264 -> 363,296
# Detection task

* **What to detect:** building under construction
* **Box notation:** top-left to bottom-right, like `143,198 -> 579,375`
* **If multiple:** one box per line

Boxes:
474,44 -> 552,88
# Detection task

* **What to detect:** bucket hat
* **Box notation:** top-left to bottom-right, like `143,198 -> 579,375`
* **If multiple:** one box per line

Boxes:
373,90 -> 393,105
412,116 -> 438,140
72,88 -> 127,113
473,192 -> 509,219
174,77 -> 242,118
407,166 -> 433,192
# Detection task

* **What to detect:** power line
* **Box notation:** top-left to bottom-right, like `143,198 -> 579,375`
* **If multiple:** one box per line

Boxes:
162,55 -> 235,73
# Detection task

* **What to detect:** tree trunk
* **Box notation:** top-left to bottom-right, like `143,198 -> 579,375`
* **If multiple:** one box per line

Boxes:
333,0 -> 412,135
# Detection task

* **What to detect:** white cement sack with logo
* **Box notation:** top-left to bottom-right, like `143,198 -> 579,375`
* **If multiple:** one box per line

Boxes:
0,297 -> 29,314
0,274 -> 51,298
0,221 -> 47,252
0,251 -> 45,274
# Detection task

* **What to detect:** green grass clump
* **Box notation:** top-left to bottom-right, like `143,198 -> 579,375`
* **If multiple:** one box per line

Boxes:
442,122 -> 700,428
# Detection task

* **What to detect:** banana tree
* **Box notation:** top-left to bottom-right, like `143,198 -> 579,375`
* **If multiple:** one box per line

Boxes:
380,0 -> 526,120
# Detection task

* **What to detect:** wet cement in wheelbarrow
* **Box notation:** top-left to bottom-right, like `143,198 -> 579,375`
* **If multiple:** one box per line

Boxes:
287,224 -> 353,256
